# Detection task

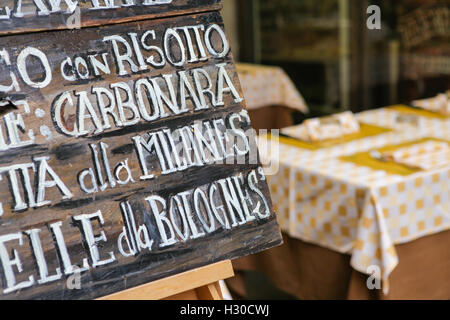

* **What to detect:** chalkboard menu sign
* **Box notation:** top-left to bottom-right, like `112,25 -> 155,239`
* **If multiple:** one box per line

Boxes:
0,0 -> 282,299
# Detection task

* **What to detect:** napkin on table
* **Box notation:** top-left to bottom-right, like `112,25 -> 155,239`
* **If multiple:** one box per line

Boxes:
281,111 -> 360,142
380,141 -> 450,170
412,91 -> 450,116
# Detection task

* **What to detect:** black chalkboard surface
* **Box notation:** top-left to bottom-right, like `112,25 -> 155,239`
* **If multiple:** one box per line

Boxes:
0,0 -> 282,300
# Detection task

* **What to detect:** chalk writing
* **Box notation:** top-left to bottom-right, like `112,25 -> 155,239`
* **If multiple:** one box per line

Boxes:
0,5 -> 281,300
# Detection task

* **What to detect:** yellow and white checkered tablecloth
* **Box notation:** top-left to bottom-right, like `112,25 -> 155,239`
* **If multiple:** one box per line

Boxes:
236,63 -> 309,113
357,105 -> 450,140
259,106 -> 450,293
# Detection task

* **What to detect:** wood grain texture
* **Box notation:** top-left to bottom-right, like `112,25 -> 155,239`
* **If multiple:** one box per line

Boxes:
0,0 -> 222,36
0,9 -> 282,300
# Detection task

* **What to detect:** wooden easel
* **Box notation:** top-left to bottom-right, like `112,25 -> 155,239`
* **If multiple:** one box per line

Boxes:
98,260 -> 234,300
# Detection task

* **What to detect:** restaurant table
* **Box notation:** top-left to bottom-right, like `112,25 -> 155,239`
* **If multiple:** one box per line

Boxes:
236,63 -> 308,130
228,105 -> 450,299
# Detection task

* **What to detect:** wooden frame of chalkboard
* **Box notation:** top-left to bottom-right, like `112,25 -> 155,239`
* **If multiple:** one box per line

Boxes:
99,260 -> 234,300
0,0 -> 282,300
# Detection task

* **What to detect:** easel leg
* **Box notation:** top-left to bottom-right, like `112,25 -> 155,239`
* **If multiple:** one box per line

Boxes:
196,282 -> 223,300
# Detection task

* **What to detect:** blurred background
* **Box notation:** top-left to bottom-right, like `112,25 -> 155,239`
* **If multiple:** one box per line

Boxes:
220,0 -> 449,300
222,0 -> 449,119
